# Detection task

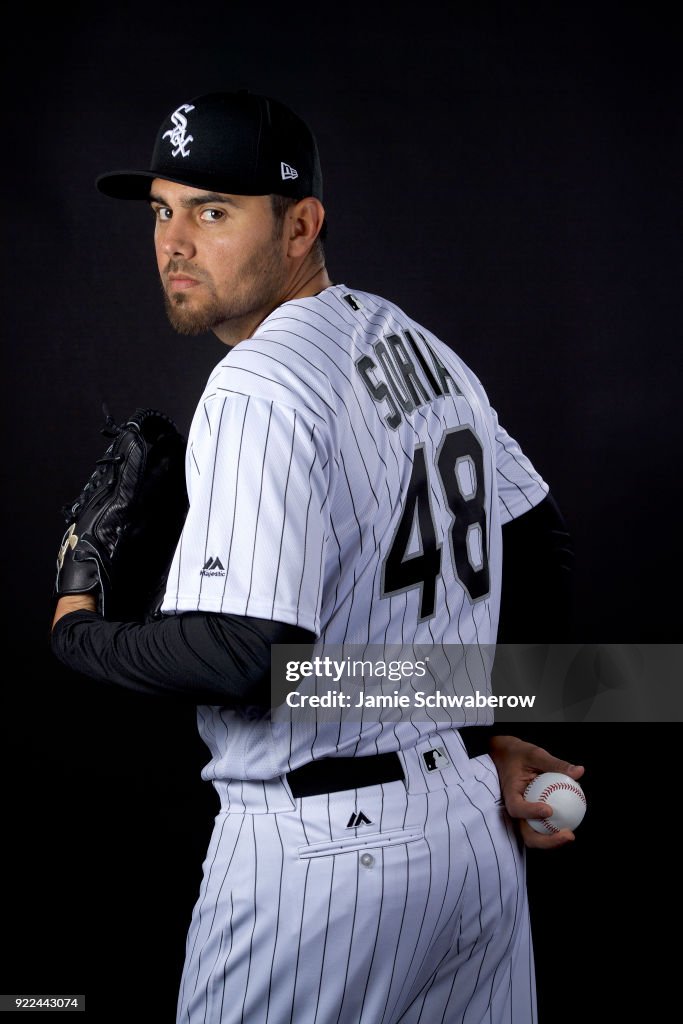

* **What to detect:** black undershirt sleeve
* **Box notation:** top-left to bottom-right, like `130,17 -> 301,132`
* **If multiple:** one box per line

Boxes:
496,490 -> 575,645
51,493 -> 572,745
51,610 -> 315,707
460,490 -> 575,758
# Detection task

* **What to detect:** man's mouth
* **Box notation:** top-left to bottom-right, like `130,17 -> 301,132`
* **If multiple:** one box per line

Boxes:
167,274 -> 201,292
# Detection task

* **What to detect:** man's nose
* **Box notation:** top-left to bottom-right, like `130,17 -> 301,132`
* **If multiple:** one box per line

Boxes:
160,221 -> 196,259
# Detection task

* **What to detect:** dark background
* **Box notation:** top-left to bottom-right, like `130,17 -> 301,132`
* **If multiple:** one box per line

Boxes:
2,3 -> 680,1021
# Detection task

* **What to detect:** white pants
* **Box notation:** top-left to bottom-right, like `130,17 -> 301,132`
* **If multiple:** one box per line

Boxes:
176,731 -> 536,1024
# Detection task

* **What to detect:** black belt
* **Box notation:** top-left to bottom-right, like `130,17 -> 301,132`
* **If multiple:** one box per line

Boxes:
286,752 -> 404,798
284,729 -> 486,798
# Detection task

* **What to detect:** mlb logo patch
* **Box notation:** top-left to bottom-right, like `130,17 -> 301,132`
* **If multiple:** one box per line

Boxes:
423,747 -> 450,772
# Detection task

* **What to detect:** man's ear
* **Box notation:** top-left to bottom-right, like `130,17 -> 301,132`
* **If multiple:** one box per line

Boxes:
287,198 -> 325,257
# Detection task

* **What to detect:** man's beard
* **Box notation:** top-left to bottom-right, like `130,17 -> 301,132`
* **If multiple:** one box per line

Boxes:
162,237 -> 288,337
163,288 -> 233,336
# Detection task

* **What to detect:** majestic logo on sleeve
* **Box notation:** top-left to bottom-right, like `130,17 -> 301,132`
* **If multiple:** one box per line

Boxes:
200,556 -> 226,577
163,104 -> 196,158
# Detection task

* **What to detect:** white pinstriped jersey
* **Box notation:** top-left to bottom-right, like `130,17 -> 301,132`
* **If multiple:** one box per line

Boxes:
161,284 -> 548,780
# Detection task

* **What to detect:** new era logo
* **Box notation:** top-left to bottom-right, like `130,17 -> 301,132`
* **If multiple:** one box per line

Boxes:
281,161 -> 298,181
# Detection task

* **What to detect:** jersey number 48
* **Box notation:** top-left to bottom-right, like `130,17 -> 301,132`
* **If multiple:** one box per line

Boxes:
381,425 -> 490,620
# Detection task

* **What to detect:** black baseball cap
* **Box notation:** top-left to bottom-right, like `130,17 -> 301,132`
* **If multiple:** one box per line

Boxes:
96,90 -> 323,202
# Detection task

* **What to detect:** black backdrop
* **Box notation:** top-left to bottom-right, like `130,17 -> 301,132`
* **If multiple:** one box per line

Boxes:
2,3 -> 681,1021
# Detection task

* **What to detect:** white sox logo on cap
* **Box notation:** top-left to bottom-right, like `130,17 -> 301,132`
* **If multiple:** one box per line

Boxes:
163,104 -> 195,158
96,91 -> 323,200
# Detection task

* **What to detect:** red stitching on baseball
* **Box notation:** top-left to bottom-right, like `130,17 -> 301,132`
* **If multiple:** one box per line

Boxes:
537,781 -> 586,805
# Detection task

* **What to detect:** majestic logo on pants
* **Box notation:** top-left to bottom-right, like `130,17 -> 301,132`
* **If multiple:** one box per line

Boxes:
163,104 -> 195,157
346,811 -> 372,828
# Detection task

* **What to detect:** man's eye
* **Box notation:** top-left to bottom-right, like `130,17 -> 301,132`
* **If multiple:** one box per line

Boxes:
200,208 -> 225,222
154,207 -> 172,221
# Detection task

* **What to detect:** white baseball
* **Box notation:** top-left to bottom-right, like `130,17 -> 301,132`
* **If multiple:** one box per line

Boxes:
523,772 -> 587,834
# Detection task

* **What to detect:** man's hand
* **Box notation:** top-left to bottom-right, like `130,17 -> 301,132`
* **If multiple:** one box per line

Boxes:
489,735 -> 585,849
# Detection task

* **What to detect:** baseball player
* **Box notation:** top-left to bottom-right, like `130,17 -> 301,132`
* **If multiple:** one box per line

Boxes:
51,90 -> 582,1023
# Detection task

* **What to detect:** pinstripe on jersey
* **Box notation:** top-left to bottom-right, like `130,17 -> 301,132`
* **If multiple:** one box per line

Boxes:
161,285 -> 548,782
169,284 -> 546,1024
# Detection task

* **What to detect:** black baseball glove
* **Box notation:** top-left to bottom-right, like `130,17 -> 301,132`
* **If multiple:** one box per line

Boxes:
55,406 -> 189,621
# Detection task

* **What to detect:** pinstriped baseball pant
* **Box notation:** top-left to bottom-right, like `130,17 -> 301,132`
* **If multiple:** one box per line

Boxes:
176,731 -> 537,1024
